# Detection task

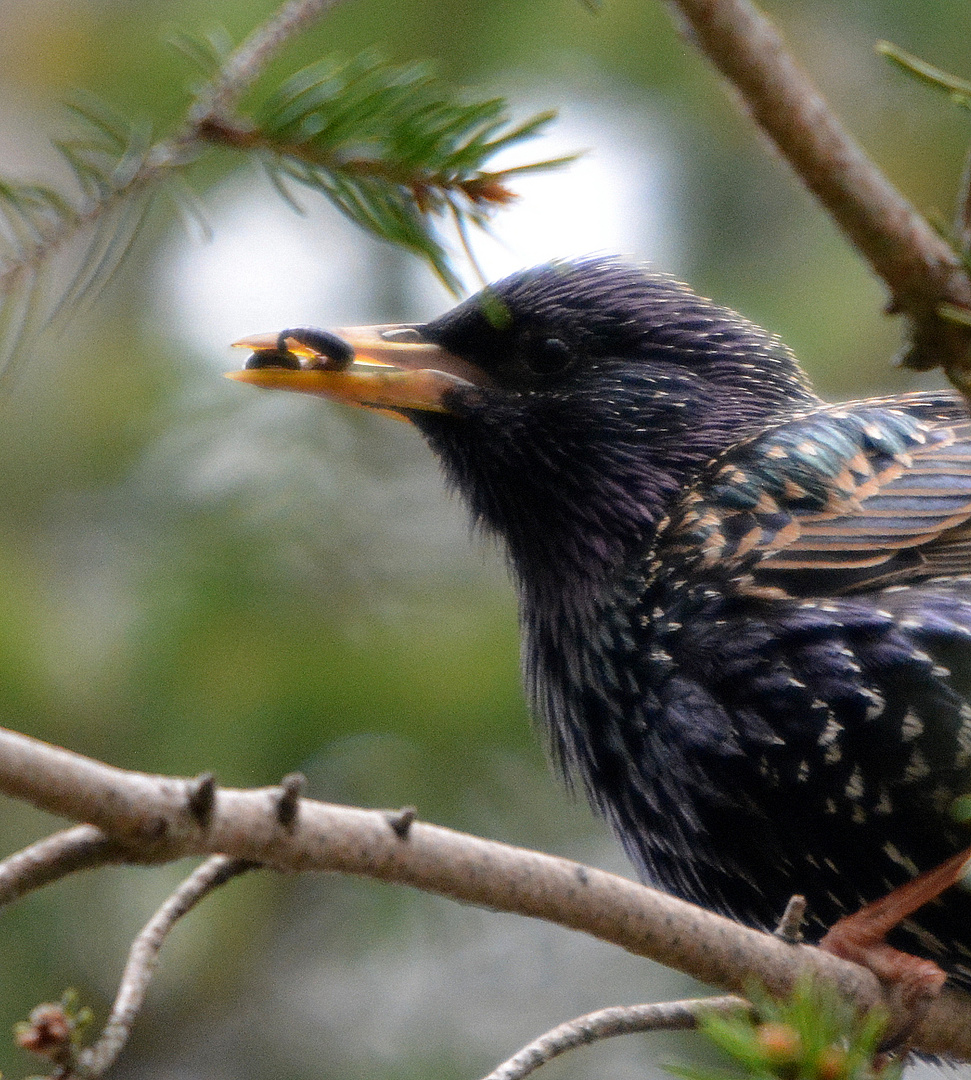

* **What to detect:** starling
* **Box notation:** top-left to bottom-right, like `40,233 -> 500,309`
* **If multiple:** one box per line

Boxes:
229,257 -> 971,996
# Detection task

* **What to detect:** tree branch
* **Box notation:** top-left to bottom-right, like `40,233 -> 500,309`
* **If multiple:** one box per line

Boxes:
480,997 -> 749,1080
1,726 -> 970,1060
664,0 -> 971,380
0,826 -> 127,906
74,856 -> 256,1079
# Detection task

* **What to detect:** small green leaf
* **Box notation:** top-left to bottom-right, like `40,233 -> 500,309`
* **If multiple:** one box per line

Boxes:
167,27 -> 232,75
63,91 -> 135,147
478,287 -> 512,329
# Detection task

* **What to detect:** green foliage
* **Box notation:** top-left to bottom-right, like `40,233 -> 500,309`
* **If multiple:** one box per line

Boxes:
167,26 -> 234,81
0,94 -> 159,385
0,30 -> 570,384
251,52 -> 574,291
671,978 -> 895,1080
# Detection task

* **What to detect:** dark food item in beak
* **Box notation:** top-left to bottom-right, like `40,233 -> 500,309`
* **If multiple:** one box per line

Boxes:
244,347 -> 302,371
244,328 -> 355,372
229,323 -> 481,415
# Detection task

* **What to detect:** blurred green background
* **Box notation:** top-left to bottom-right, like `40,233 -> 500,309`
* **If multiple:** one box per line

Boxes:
0,0 -> 967,1077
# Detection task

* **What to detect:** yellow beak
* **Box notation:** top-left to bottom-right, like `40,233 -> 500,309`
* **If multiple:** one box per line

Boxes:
226,325 -> 485,417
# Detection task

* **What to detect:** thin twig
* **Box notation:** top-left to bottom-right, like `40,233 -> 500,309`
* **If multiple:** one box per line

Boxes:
481,996 -> 749,1080
664,0 -> 971,377
74,855 -> 256,1079
0,825 -> 126,907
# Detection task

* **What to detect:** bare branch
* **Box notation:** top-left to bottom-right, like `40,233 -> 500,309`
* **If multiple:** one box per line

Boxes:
481,996 -> 749,1080
663,0 -> 971,378
0,728 -> 207,852
1,726 -> 971,1058
185,772 -> 217,826
75,856 -> 256,1079
0,826 -> 125,907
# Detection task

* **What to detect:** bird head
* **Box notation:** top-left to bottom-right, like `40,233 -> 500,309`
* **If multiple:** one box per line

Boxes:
229,258 -> 818,600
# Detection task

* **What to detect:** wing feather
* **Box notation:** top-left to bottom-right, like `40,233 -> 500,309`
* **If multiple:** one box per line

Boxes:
672,393 -> 971,594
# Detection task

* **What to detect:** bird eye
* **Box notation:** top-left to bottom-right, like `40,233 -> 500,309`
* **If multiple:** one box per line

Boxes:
524,337 -> 573,375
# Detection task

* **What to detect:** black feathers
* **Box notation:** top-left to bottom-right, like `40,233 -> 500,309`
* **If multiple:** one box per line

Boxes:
402,259 -> 971,988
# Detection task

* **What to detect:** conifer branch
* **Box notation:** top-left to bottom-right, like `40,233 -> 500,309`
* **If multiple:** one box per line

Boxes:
0,0 -> 570,383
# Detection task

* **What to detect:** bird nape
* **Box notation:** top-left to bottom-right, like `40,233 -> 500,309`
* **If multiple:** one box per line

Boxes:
229,256 -> 971,1006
